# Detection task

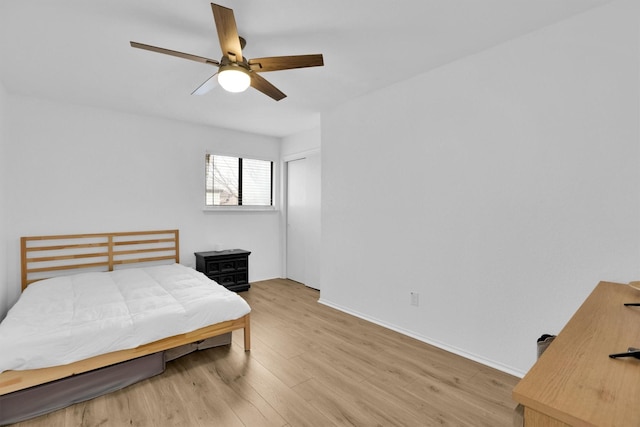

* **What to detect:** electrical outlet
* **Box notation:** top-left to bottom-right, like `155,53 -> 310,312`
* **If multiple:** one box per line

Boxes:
410,292 -> 419,307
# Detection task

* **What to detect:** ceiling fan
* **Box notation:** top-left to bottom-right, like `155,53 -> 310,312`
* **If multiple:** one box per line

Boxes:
130,3 -> 324,101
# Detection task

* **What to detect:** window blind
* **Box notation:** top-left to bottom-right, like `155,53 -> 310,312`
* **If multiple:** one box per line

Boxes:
205,154 -> 273,207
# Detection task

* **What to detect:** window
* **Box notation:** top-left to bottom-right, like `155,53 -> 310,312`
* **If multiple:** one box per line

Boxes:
205,154 -> 273,207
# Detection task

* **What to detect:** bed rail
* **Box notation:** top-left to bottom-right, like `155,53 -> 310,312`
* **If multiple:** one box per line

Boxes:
0,313 -> 250,396
21,229 -> 180,290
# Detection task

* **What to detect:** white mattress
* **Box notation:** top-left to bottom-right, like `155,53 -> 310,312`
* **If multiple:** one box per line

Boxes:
0,263 -> 251,373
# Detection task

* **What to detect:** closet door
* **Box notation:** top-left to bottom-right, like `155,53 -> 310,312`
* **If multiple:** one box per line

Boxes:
286,153 -> 321,290
286,158 -> 307,284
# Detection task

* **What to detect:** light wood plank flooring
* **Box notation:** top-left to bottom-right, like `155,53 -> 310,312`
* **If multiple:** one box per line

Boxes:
12,279 -> 519,426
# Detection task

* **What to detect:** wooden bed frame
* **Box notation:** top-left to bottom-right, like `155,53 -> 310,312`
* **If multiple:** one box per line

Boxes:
0,229 -> 251,396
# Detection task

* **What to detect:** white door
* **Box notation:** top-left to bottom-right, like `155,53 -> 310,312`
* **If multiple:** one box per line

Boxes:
287,158 -> 306,284
286,153 -> 321,290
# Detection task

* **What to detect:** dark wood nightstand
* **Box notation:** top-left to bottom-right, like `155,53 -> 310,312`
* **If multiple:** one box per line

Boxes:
194,249 -> 251,292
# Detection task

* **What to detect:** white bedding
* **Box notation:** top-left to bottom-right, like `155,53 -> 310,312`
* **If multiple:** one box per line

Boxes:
0,263 -> 251,373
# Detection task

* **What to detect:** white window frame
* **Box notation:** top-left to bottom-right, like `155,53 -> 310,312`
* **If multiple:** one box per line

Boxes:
203,151 -> 278,212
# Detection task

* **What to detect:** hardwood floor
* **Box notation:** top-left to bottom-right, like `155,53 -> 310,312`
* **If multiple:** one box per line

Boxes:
12,279 -> 519,426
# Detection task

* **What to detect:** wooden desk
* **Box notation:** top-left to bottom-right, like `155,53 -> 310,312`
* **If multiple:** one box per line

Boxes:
513,282 -> 640,426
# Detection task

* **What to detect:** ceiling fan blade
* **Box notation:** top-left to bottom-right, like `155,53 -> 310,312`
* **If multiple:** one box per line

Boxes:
211,4 -> 243,62
192,73 -> 219,95
249,54 -> 324,72
130,41 -> 220,66
250,73 -> 286,101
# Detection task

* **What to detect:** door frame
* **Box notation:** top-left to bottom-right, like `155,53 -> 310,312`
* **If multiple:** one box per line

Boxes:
281,149 -> 320,283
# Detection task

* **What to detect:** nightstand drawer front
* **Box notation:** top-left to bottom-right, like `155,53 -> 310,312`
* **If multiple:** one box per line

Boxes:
217,274 -> 236,286
211,272 -> 248,286
220,261 -> 236,272
206,261 -> 221,274
205,259 -> 247,274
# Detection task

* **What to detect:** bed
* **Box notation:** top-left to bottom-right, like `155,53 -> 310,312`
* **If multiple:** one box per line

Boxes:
0,230 -> 251,424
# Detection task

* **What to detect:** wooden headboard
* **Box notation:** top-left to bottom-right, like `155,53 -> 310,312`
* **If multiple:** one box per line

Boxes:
21,229 -> 180,290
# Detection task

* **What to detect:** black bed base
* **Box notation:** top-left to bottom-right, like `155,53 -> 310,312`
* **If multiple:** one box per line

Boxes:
0,333 -> 231,425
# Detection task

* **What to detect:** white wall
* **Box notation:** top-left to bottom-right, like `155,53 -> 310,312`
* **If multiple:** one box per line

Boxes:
2,95 -> 282,316
321,0 -> 640,376
0,80 -> 7,320
281,127 -> 321,157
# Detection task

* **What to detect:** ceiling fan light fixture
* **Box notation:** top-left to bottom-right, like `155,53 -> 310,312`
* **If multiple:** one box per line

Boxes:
130,4 -> 324,101
218,65 -> 251,93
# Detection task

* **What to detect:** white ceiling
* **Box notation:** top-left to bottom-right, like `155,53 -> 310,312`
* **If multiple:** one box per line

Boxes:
0,0 -> 612,137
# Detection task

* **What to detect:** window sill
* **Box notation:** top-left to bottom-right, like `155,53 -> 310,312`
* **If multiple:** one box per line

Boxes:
203,206 -> 278,213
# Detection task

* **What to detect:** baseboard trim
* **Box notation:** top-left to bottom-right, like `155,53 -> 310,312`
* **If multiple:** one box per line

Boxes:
317,298 -> 525,378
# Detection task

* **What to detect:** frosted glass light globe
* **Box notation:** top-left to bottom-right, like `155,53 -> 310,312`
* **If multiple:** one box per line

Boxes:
218,67 -> 250,93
